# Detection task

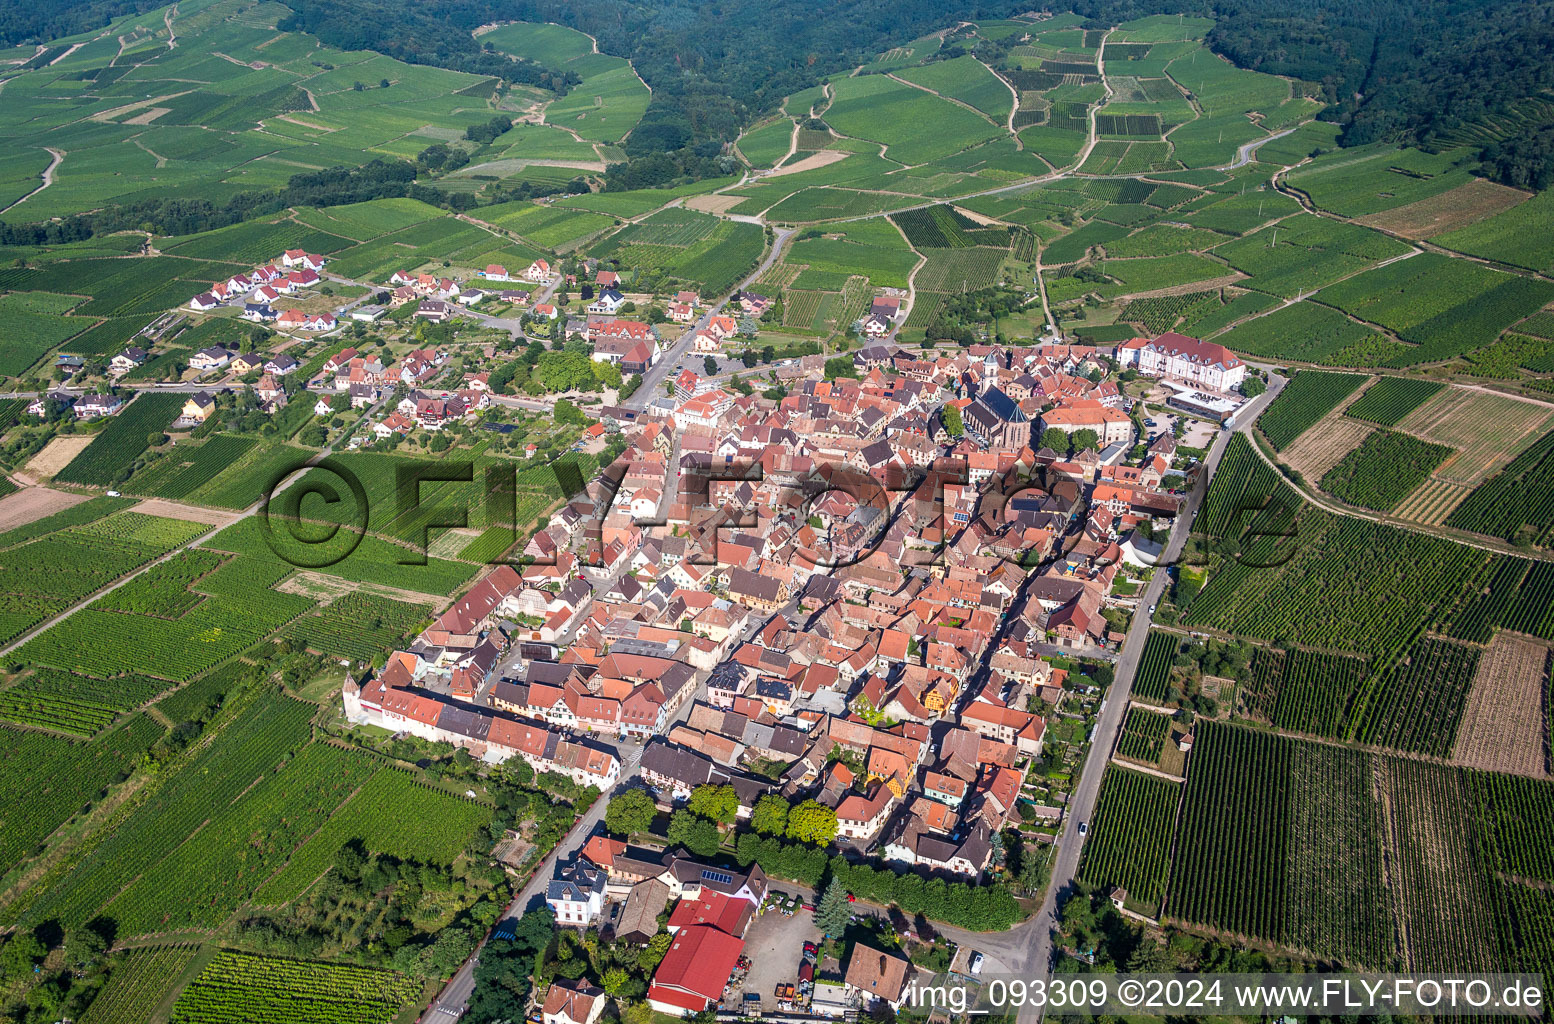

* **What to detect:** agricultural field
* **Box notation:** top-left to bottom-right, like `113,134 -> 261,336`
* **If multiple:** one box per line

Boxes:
590,208 -> 764,295
480,201 -> 616,251
1115,706 -> 1173,765
1444,428 -> 1554,547
897,56 -> 1014,122
1317,252 -> 1554,365
786,218 -> 920,289
1342,378 -> 1445,426
285,593 -> 433,662
0,714 -> 163,874
823,72 -> 1004,166
0,665 -> 173,736
79,945 -> 200,1024
1350,637 -> 1479,757
53,393 -> 186,486
1185,436 -> 1487,658
1257,370 -> 1367,450
1131,630 -> 1179,706
1078,765 -> 1179,912
253,767 -> 492,903
1238,646 -> 1370,739
1212,215 -> 1413,298
1217,303 -> 1408,368
1442,557 -> 1554,644
739,119 -> 796,168
169,951 -> 422,1024
1432,186 -> 1554,272
1166,721 -> 1550,971
1286,145 -> 1482,218
0,510 -> 208,647
1319,429 -> 1455,512
1356,177 -> 1531,240
124,435 -> 260,501
1395,389 -> 1554,485
1453,633 -> 1552,777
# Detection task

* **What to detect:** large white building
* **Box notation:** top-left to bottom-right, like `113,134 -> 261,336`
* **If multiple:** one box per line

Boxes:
1121,332 -> 1247,391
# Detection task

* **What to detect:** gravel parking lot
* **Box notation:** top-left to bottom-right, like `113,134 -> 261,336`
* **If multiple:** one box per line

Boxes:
738,893 -> 822,1010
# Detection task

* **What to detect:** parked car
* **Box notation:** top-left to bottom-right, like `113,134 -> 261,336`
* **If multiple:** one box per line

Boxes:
970,952 -> 985,975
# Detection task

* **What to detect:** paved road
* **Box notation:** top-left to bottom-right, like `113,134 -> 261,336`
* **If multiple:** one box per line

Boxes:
622,226 -> 794,413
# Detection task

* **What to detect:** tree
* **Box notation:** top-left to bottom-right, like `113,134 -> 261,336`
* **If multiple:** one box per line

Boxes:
940,402 -> 963,437
667,809 -> 721,856
605,788 -> 656,836
750,794 -> 790,836
1072,428 -> 1099,451
823,355 -> 854,380
813,878 -> 851,937
637,931 -> 673,972
785,799 -> 838,845
1242,375 -> 1266,397
0,932 -> 45,978
686,783 -> 739,825
553,399 -> 585,424
703,355 -> 718,376
1041,427 -> 1070,453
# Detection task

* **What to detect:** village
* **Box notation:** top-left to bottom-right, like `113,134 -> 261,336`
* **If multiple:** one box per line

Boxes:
25,236 -> 1254,1022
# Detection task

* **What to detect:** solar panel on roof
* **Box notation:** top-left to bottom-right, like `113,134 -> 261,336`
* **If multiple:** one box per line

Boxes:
702,869 -> 733,885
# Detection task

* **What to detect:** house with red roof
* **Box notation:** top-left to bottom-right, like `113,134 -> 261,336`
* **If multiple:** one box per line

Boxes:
648,925 -> 744,1015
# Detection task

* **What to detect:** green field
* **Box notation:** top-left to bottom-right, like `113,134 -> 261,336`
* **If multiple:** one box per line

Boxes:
897,56 -> 1014,122
1320,429 -> 1455,511
1432,187 -> 1554,273
824,73 -> 1004,165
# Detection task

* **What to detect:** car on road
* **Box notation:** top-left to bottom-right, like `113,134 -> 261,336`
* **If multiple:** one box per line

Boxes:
970,952 -> 985,975
1077,821 -> 1088,837
1149,604 -> 1157,613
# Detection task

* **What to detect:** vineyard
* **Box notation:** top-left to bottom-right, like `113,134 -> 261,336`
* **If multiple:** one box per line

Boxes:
0,667 -> 172,736
53,394 -> 185,486
1078,765 -> 1179,911
126,434 -> 260,500
1258,370 -> 1367,450
1342,377 -> 1445,426
79,945 -> 200,1024
0,512 -> 209,647
1453,635 -> 1551,778
1132,630 -> 1179,705
102,741 -> 373,935
1116,707 -> 1171,763
1445,428 -> 1554,547
1166,720 -> 1554,970
1168,722 -> 1392,966
169,952 -> 421,1024
285,593 -> 433,662
253,766 -> 492,904
1238,645 -> 1369,738
1184,448 -> 1486,657
1119,289 -> 1217,333
95,549 -> 225,618
1440,556 -> 1554,642
15,551 -> 314,683
1319,429 -> 1454,511
1350,637 -> 1479,757
15,689 -> 318,931
0,715 -> 162,874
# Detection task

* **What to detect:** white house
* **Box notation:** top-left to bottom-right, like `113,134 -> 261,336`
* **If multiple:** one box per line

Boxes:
525,259 -> 552,283
1136,332 -> 1246,391
546,865 -> 607,928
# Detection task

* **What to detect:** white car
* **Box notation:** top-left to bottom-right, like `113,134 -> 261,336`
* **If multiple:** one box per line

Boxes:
969,952 -> 985,975
1077,821 -> 1088,837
